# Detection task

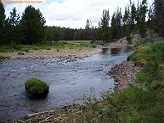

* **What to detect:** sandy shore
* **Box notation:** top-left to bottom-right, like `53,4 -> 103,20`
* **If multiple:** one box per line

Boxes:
2,48 -> 101,59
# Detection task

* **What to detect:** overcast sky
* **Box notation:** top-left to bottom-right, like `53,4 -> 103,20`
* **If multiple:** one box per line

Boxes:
4,0 -> 153,28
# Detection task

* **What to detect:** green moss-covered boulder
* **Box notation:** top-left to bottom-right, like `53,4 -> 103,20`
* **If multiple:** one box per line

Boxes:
25,78 -> 49,98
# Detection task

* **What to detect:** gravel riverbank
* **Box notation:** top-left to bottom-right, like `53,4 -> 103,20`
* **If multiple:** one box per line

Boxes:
108,61 -> 136,91
2,48 -> 101,59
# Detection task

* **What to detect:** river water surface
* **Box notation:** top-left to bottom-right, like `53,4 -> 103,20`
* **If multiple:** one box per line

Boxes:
0,47 -> 133,120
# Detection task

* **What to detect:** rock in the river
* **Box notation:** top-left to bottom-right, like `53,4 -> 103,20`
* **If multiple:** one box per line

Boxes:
25,78 -> 49,98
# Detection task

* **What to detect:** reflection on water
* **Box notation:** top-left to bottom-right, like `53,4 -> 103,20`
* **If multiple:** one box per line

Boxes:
101,46 -> 133,56
0,46 -> 133,120
101,48 -> 108,54
111,48 -> 121,56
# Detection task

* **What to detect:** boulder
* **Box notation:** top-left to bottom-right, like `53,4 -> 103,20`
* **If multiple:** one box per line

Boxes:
25,78 -> 49,98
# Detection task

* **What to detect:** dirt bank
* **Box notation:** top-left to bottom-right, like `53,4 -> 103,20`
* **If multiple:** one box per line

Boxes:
2,48 -> 101,59
109,34 -> 141,47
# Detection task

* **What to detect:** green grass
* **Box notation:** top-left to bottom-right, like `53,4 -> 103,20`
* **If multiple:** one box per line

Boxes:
0,40 -> 106,53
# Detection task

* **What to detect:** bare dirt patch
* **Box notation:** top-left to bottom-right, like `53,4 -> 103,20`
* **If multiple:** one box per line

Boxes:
109,34 -> 141,47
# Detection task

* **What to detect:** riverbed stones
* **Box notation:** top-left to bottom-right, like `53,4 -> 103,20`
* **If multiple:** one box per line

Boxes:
25,78 -> 49,98
108,61 -> 136,91
4,48 -> 101,59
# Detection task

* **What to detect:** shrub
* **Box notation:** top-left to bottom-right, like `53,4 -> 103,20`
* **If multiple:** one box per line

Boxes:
25,78 -> 49,98
125,26 -> 132,44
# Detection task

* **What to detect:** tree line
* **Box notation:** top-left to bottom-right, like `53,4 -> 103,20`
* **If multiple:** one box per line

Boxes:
0,0 -> 164,45
0,4 -> 46,45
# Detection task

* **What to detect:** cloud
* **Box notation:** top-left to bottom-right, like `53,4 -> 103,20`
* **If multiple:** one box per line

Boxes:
4,0 -> 153,28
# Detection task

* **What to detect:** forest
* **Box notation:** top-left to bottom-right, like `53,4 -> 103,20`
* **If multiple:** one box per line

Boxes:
0,0 -> 164,45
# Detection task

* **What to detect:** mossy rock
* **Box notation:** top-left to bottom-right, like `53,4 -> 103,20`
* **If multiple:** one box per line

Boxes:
25,78 -> 49,98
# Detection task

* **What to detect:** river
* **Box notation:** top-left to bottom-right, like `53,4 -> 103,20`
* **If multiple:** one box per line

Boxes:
0,46 -> 133,120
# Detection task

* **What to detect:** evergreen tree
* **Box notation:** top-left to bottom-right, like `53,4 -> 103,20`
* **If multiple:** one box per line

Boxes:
45,26 -> 59,42
123,5 -> 131,36
85,19 -> 92,40
20,5 -> 46,44
135,1 -> 141,31
90,26 -> 97,41
111,13 -> 117,39
100,9 -> 110,41
115,7 -> 122,38
0,2 -> 5,44
147,5 -> 154,30
126,26 -> 132,44
96,22 -> 102,40
139,0 -> 148,37
154,0 -> 164,36
131,2 -> 137,31
6,8 -> 25,44
123,6 -> 130,26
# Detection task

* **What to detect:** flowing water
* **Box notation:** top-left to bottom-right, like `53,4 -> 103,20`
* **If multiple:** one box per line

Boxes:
0,46 -> 133,120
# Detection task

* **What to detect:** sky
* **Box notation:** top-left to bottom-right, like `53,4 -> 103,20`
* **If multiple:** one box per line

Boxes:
3,0 -> 154,28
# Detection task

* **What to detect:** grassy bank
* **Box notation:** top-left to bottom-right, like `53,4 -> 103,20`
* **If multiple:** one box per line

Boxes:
13,41 -> 164,122
0,40 -> 105,53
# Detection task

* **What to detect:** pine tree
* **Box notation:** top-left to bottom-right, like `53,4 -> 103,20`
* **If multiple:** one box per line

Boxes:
85,19 -> 92,40
126,26 -> 132,44
154,0 -> 164,36
6,8 -> 25,44
0,3 -> 5,44
115,7 -> 122,38
139,0 -> 148,37
135,1 -> 141,31
20,5 -> 46,44
147,5 -> 154,30
131,2 -> 137,31
100,9 -> 110,41
123,6 -> 130,26
111,13 -> 117,39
